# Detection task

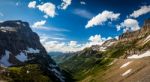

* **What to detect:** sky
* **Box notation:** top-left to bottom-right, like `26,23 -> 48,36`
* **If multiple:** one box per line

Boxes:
0,0 -> 150,52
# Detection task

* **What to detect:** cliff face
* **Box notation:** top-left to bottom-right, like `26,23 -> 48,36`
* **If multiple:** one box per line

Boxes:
0,20 -> 65,82
0,20 -> 48,65
119,19 -> 150,41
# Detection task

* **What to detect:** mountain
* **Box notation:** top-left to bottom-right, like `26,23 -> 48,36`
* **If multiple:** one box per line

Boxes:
49,52 -> 75,64
58,19 -> 150,82
0,20 -> 68,82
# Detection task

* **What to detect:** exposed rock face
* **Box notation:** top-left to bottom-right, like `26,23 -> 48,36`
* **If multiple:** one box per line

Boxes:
0,20 -> 65,82
119,19 -> 150,41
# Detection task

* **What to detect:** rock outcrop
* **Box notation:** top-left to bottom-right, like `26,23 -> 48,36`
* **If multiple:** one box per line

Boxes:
119,19 -> 150,41
0,20 -> 65,82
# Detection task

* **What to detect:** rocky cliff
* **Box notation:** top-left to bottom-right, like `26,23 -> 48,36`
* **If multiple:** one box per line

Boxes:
0,20 -> 66,82
119,19 -> 150,41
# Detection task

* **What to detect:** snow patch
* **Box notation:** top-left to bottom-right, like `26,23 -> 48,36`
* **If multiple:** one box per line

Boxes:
15,52 -> 27,62
0,26 -> 16,32
128,50 -> 150,59
120,61 -> 132,68
99,47 -> 107,51
26,48 -> 40,54
0,50 -> 12,66
121,69 -> 132,76
16,22 -> 21,25
144,35 -> 150,44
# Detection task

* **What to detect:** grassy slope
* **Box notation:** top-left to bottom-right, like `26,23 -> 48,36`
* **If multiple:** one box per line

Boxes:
0,64 -> 52,82
59,34 -> 150,82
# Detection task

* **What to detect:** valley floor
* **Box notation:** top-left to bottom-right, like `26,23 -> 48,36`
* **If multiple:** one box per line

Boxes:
81,57 -> 150,82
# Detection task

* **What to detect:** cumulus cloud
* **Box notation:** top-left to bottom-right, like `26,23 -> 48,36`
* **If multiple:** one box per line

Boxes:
59,0 -> 72,10
115,36 -> 119,40
89,34 -> 102,42
130,5 -> 150,18
32,20 -> 70,31
116,18 -> 140,32
40,34 -> 113,52
68,41 -> 77,47
37,2 -> 56,18
73,9 -> 94,19
28,1 -> 36,8
40,34 -> 82,52
85,10 -> 120,28
41,40 -> 82,53
32,20 -> 46,29
81,35 -> 113,48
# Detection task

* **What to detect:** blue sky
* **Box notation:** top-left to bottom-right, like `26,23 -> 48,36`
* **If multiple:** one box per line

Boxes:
0,0 -> 150,52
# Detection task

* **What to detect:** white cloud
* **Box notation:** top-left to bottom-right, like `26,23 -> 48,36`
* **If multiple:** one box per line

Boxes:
32,20 -> 46,29
116,18 -> 140,32
39,34 -> 81,52
115,36 -> 119,40
40,34 -> 66,43
28,1 -> 36,8
37,2 -> 56,18
40,35 -> 110,52
89,34 -> 102,42
80,1 -> 86,5
83,34 -> 109,48
41,40 -> 82,53
32,21 -> 70,31
85,10 -> 120,28
130,5 -> 150,18
59,0 -> 72,10
68,41 -> 77,47
73,9 -> 94,19
40,34 -> 113,52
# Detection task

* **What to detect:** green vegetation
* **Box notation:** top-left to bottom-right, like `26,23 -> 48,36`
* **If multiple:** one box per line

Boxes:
61,57 -> 113,81
0,64 -> 52,82
59,34 -> 150,81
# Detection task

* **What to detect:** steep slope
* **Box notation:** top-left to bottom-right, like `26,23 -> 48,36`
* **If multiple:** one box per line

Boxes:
59,19 -> 150,82
0,20 -> 66,82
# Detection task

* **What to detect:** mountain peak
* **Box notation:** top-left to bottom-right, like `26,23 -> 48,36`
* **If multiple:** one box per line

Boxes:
0,20 -> 31,33
0,20 -> 66,82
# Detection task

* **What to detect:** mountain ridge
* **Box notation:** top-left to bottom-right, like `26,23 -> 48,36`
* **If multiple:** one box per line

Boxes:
57,19 -> 150,82
0,20 -> 67,82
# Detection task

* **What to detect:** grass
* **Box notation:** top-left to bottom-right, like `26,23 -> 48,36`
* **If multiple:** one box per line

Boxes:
0,64 -> 52,82
60,55 -> 114,81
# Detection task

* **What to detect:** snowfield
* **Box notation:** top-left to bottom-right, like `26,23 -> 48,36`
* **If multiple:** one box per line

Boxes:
121,69 -> 132,76
128,50 -> 150,59
26,48 -> 40,54
120,61 -> 132,68
144,35 -> 150,44
0,50 -> 12,66
15,52 -> 27,62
